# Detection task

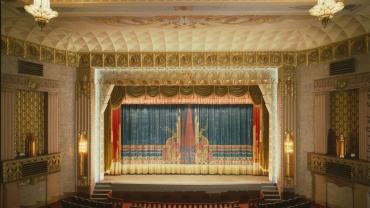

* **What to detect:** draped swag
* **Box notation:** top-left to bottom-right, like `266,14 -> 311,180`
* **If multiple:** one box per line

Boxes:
109,85 -> 262,106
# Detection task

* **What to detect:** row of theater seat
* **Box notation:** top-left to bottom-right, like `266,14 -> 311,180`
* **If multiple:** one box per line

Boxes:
61,196 -> 112,208
129,201 -> 240,208
258,197 -> 311,208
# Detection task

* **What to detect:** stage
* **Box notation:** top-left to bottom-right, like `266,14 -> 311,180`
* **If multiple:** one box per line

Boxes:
102,175 -> 271,193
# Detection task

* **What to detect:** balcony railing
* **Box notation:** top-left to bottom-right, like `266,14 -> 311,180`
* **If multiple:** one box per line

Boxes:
1,153 -> 61,183
307,152 -> 370,186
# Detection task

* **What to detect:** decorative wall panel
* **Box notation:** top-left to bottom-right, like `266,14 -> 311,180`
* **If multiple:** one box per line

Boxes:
15,90 -> 46,155
330,89 -> 359,139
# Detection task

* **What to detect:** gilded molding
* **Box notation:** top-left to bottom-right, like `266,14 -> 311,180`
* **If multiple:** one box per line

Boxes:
0,153 -> 61,183
1,73 -> 60,92
313,72 -> 370,93
41,46 -> 55,63
307,152 -> 370,186
25,42 -> 40,61
1,34 -> 369,69
99,67 -> 276,86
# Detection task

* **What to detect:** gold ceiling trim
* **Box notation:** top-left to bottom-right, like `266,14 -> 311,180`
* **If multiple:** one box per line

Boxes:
48,0 -> 314,3
1,34 -> 369,69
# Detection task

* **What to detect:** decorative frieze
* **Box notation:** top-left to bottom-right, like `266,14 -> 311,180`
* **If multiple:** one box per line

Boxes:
1,34 -> 369,68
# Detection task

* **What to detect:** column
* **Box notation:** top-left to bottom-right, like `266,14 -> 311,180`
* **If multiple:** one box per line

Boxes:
358,87 -> 368,160
48,92 -> 59,154
1,88 -> 17,208
1,88 -> 16,160
312,92 -> 330,206
313,93 -> 330,154
279,65 -> 297,192
76,67 -> 91,193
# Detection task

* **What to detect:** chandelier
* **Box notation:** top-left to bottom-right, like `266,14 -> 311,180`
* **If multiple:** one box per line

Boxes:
24,0 -> 58,30
309,0 -> 344,27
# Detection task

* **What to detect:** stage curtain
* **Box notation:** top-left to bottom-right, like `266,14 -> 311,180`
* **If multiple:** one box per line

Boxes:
253,106 -> 260,175
112,107 -> 121,160
179,86 -> 193,95
118,85 -> 253,99
127,86 -> 146,97
160,86 -> 179,97
260,103 -> 269,175
147,86 -> 160,97
229,86 -> 248,97
116,104 -> 255,175
214,86 -> 228,96
111,86 -> 125,108
194,86 -> 214,97
249,86 -> 263,105
104,102 -> 113,172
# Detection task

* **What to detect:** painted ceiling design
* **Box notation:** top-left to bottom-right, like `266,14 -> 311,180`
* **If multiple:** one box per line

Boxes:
1,0 -> 370,52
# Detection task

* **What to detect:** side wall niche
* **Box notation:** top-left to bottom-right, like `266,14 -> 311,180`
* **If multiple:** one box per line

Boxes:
329,89 -> 359,158
15,90 -> 48,156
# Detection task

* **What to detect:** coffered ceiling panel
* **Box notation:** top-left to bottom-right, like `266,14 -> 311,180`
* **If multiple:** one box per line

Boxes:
1,0 -> 370,52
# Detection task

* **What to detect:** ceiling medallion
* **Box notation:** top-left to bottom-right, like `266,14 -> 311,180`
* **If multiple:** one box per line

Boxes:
24,0 -> 58,31
309,0 -> 344,27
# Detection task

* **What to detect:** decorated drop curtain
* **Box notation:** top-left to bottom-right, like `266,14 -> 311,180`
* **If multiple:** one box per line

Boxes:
119,105 -> 254,172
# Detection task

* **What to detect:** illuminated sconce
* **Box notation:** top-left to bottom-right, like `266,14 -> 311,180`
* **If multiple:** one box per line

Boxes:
78,132 -> 88,177
78,133 -> 88,154
285,137 -> 294,154
336,134 -> 346,158
284,131 -> 294,178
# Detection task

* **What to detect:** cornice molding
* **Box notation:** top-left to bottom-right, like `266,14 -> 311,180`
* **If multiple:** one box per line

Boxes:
313,72 -> 370,93
1,73 -> 60,93
1,34 -> 369,69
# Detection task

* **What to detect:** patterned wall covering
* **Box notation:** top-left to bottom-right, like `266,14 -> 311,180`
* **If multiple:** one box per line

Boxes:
330,89 -> 359,139
15,90 -> 46,155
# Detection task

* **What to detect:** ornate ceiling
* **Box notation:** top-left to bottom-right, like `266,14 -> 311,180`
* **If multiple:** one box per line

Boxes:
1,0 -> 370,52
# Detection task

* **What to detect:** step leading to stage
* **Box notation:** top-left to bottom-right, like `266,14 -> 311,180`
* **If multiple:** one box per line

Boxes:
91,183 -> 112,202
261,183 -> 280,202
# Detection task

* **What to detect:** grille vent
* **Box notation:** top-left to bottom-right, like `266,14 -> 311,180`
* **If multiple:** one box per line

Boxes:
330,58 -> 355,76
22,161 -> 48,177
325,162 -> 351,180
18,60 -> 44,76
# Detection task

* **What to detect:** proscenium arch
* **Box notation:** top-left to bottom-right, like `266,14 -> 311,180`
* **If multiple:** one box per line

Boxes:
90,66 -> 281,186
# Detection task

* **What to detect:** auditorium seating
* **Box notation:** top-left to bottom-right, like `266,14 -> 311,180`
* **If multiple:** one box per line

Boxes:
61,195 -> 112,208
130,201 -> 240,208
114,191 -> 259,203
258,197 -> 311,208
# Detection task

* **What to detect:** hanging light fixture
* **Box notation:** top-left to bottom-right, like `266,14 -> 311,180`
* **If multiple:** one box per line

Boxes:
309,0 -> 344,27
24,0 -> 58,31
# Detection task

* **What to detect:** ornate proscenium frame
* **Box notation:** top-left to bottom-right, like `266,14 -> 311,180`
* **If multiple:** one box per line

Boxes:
88,65 -> 297,191
0,153 -> 61,183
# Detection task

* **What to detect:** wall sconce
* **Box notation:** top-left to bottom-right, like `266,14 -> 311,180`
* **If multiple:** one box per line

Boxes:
336,134 -> 346,158
78,133 -> 88,154
78,132 -> 88,177
284,131 -> 294,178
285,138 -> 294,154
